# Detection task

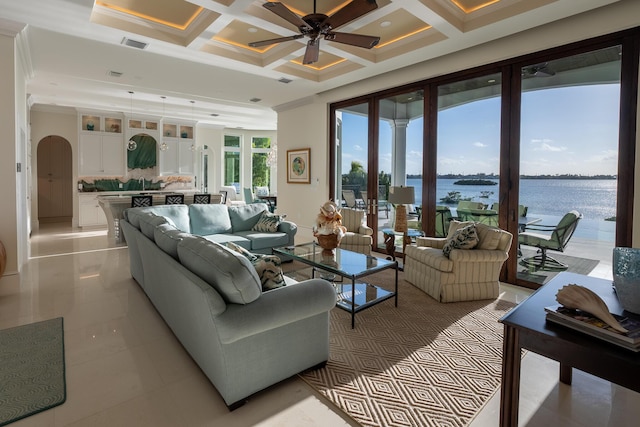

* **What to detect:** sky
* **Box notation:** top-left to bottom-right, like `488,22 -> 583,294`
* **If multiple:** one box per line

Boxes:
341,84 -> 621,176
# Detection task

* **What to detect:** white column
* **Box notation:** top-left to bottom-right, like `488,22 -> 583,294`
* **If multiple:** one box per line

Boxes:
391,119 -> 409,186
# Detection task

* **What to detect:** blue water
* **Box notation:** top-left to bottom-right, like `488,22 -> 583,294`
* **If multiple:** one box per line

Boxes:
406,178 -> 617,242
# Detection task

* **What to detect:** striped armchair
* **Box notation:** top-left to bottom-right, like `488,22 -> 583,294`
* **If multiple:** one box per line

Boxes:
404,221 -> 512,302
339,208 -> 373,255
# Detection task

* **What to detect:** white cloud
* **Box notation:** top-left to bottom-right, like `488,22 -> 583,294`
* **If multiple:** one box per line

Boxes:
537,142 -> 567,152
473,142 -> 488,148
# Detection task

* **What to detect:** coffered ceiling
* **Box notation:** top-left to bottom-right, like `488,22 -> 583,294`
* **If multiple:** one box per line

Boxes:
0,0 -> 621,129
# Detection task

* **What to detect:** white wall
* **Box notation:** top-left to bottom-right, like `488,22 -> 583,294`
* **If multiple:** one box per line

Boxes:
276,0 -> 640,245
0,34 -> 18,276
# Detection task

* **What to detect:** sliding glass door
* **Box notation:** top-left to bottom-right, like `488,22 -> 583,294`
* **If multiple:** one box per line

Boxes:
436,73 -> 502,235
517,46 -> 622,285
377,90 -> 424,250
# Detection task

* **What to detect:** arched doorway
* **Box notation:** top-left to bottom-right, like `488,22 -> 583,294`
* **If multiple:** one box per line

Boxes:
37,135 -> 72,223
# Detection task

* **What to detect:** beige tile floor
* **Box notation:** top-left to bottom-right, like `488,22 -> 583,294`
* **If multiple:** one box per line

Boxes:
0,223 -> 638,427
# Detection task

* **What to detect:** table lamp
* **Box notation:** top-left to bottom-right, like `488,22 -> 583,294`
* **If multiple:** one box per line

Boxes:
388,186 -> 415,233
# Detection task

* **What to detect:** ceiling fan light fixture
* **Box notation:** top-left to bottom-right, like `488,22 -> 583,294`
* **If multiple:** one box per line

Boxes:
249,0 -> 380,65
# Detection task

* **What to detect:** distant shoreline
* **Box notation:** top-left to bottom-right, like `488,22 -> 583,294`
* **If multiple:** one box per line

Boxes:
407,174 -> 617,180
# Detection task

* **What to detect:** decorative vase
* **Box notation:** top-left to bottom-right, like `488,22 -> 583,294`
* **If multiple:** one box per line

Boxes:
613,247 -> 640,314
86,120 -> 94,131
316,233 -> 340,251
181,131 -> 188,138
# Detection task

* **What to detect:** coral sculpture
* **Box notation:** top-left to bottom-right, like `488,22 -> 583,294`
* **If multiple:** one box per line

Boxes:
314,201 -> 347,250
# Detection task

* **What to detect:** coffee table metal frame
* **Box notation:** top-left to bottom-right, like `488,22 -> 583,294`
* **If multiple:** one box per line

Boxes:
274,242 -> 398,328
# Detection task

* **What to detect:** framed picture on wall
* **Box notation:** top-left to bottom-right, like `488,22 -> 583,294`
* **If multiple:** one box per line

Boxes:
287,148 -> 311,184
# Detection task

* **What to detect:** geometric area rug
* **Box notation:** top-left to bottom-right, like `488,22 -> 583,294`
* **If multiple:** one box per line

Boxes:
0,317 -> 66,426
297,267 -> 516,427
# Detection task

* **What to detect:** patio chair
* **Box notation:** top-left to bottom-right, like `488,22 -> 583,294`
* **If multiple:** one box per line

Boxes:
491,203 -> 528,217
435,205 -> 453,237
243,188 -> 268,206
342,189 -> 365,209
457,208 -> 498,227
519,210 -> 582,270
220,186 -> 246,206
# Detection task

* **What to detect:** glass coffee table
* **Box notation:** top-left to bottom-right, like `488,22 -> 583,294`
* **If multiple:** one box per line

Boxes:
274,242 -> 398,328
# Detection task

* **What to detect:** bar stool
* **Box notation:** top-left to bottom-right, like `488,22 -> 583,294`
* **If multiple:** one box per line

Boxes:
131,195 -> 153,207
165,194 -> 184,204
193,194 -> 211,204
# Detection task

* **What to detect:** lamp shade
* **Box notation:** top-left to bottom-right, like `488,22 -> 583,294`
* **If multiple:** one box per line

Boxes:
388,186 -> 415,205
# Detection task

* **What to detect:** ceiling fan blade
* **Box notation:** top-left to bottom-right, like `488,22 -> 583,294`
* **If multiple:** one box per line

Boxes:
325,32 -> 380,49
322,0 -> 378,31
262,2 -> 313,32
249,34 -> 304,48
303,39 -> 320,64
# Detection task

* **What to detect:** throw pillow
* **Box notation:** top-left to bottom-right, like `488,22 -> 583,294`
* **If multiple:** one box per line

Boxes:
226,242 -> 286,291
252,212 -> 284,233
442,224 -> 479,258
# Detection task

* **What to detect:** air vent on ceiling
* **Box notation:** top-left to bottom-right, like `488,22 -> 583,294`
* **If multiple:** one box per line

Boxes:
121,37 -> 148,50
107,70 -> 123,78
210,113 -> 219,117
278,77 -> 292,84
249,98 -> 261,103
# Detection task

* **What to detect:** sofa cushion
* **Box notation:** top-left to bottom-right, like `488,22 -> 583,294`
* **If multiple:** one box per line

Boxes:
443,223 -> 479,258
154,223 -> 191,259
252,211 -> 284,232
177,235 -> 261,304
126,205 -> 190,232
226,242 -> 286,291
189,204 -> 232,235
228,203 -> 268,232
139,214 -> 168,240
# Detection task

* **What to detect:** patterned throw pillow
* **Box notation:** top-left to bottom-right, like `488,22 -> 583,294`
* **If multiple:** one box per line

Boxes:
226,242 -> 286,291
442,224 -> 479,258
251,212 -> 283,232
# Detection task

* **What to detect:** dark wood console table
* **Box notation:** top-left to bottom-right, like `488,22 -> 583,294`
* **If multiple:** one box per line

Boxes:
499,272 -> 640,427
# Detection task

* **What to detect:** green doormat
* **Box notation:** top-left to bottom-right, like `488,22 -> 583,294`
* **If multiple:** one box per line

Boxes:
0,318 -> 66,426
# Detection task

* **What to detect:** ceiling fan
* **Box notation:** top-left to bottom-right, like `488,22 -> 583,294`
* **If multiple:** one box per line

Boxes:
249,0 -> 380,65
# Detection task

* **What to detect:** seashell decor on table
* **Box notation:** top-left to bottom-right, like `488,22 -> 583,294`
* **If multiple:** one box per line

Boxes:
556,284 -> 628,333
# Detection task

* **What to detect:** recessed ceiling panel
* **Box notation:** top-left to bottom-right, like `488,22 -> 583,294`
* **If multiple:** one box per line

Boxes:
96,0 -> 202,30
356,9 -> 432,48
214,20 -> 290,53
290,51 -> 347,70
450,0 -> 501,14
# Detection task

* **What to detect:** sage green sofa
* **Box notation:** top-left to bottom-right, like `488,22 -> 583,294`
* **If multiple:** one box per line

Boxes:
121,204 -> 336,409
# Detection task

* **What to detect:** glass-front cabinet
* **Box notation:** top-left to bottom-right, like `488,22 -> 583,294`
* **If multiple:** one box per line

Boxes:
159,120 -> 196,175
78,112 -> 125,176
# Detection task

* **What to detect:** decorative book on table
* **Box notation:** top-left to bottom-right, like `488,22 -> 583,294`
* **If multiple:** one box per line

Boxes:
545,305 -> 640,351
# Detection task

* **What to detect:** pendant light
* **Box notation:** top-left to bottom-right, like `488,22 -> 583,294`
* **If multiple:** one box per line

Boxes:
160,96 -> 168,151
126,91 -> 137,151
190,100 -> 196,151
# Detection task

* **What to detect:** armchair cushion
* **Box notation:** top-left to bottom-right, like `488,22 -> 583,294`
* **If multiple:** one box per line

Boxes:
339,207 -> 373,254
443,224 -> 478,257
447,220 -> 502,250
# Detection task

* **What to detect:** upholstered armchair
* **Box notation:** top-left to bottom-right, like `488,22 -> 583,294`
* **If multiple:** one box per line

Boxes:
339,207 -> 373,255
404,221 -> 513,302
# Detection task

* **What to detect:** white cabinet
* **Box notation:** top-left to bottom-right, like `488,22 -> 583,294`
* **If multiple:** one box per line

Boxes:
79,112 -> 125,176
159,121 -> 195,175
79,133 -> 125,175
78,194 -> 107,227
